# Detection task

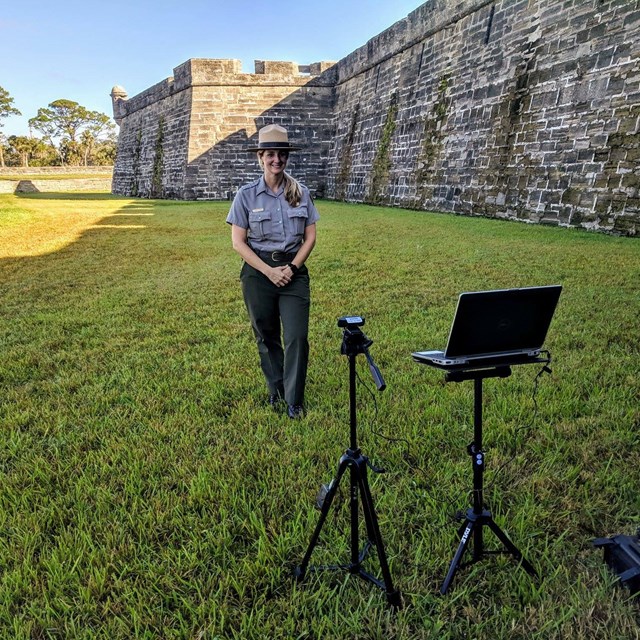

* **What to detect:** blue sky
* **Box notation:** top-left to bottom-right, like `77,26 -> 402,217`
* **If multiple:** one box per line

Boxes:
1,1 -> 423,137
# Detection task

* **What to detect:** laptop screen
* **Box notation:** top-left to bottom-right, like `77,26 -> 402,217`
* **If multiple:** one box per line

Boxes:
445,285 -> 562,358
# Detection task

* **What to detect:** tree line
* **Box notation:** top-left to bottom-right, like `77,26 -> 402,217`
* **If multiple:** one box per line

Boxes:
0,86 -> 116,168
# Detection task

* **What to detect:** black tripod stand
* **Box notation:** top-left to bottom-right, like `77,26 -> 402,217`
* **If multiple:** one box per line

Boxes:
440,365 -> 537,594
294,318 -> 402,608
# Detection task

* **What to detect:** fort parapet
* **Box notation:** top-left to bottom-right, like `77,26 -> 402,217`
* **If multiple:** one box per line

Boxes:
112,0 -> 640,234
111,59 -> 336,200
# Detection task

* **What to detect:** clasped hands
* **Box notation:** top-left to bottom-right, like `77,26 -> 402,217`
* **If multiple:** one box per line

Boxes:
267,264 -> 296,287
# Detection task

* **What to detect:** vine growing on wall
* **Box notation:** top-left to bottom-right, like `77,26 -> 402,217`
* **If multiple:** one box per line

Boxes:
336,104 -> 360,200
151,118 -> 165,198
415,74 -> 451,205
131,129 -> 142,197
367,92 -> 398,205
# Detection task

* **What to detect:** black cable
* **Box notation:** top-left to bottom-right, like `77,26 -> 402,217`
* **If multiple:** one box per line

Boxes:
483,351 -> 553,498
355,366 -> 411,450
353,351 -> 554,529
355,362 -> 467,530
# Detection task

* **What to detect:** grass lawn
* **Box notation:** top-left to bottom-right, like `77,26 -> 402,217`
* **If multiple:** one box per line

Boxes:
0,192 -> 639,639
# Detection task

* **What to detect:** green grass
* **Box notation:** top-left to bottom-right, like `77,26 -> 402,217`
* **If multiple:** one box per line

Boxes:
1,192 -> 639,639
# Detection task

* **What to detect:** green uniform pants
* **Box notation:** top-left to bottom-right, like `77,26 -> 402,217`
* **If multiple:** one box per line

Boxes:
240,261 -> 310,406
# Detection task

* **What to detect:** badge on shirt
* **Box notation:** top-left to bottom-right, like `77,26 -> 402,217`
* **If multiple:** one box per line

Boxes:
252,208 -> 264,213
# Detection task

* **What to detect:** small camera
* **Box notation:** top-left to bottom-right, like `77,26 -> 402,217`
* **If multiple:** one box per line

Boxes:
337,315 -> 365,328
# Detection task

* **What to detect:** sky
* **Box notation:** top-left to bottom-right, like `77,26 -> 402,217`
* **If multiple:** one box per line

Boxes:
1,0 -> 424,138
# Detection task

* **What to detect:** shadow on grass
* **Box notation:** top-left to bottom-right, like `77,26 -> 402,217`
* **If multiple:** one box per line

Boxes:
15,191 -> 130,201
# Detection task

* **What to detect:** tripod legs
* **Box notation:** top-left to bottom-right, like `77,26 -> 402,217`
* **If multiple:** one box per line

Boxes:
438,369 -> 538,594
295,448 -> 402,608
440,507 -> 537,595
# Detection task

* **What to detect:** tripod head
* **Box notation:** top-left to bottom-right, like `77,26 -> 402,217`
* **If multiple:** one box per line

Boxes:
338,316 -> 386,391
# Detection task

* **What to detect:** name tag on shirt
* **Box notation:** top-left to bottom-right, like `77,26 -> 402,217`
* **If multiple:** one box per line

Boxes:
252,208 -> 264,213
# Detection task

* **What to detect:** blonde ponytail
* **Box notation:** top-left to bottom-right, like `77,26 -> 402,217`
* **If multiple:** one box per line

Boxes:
283,172 -> 302,208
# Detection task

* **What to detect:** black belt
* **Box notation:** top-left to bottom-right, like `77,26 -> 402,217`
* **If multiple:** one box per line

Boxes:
254,249 -> 297,263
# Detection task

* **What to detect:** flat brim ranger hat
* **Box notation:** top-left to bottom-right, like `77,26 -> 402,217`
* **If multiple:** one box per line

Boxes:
248,124 -> 302,152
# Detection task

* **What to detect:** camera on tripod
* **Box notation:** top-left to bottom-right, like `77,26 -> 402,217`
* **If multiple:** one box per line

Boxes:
338,315 -> 364,328
338,315 -> 385,391
294,314 -> 401,608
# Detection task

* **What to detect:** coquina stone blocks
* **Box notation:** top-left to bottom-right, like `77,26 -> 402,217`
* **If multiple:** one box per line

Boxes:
112,0 -> 640,235
112,59 -> 336,201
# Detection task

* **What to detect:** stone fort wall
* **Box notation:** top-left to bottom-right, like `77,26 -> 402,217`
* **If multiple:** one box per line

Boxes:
112,59 -> 336,200
112,0 -> 640,234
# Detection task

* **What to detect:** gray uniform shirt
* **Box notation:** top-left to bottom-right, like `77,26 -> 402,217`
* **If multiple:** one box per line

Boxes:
226,176 -> 319,254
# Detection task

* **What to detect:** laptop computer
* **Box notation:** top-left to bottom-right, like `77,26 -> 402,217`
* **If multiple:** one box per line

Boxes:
412,285 -> 562,368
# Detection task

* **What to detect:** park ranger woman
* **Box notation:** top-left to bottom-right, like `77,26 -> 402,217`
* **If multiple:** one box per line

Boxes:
226,124 -> 319,419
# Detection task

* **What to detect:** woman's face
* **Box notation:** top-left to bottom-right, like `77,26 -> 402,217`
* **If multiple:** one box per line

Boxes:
261,150 -> 289,178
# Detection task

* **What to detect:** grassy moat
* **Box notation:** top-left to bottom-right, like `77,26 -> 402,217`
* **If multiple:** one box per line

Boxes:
1,192 -> 638,638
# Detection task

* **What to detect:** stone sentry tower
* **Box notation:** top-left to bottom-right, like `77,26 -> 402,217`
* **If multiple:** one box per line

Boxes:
111,59 -> 336,200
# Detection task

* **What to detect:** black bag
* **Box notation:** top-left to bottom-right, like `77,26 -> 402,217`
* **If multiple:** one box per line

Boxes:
593,533 -> 640,596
